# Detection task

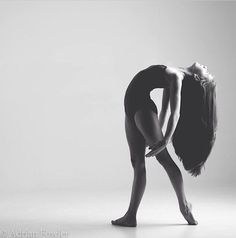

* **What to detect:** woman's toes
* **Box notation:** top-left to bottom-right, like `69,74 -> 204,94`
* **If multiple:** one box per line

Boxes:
111,216 -> 137,227
180,202 -> 198,225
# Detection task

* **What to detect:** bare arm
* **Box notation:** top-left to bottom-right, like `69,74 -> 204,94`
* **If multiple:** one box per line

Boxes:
145,71 -> 183,157
159,87 -> 170,130
163,74 -> 182,143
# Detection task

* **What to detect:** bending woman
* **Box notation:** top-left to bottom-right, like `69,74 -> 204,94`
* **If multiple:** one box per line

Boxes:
111,62 -> 217,227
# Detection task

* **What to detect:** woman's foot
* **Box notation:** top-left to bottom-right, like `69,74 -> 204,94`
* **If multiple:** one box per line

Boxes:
180,202 -> 198,225
111,212 -> 137,227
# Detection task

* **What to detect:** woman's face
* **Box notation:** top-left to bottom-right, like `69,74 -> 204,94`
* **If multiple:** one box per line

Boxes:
192,62 -> 214,80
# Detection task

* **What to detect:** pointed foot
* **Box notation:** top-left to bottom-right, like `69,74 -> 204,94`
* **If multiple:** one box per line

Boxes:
181,202 -> 198,225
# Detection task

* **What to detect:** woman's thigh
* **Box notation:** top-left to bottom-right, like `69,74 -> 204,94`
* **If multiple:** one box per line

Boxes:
125,115 -> 146,166
134,108 -> 164,148
133,108 -> 180,167
133,108 -> 172,162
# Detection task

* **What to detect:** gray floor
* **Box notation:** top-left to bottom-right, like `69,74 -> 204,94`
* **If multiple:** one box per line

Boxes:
0,186 -> 235,238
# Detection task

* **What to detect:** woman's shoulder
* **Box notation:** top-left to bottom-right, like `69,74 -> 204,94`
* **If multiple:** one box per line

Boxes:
165,66 -> 185,81
143,64 -> 166,70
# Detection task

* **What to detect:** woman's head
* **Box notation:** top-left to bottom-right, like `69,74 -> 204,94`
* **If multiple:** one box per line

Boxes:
172,70 -> 217,176
190,62 -> 214,81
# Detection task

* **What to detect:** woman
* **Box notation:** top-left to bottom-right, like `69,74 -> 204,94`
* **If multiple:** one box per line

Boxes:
111,62 -> 217,227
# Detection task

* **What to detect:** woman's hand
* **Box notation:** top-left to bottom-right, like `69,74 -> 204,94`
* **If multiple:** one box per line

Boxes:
145,139 -> 168,158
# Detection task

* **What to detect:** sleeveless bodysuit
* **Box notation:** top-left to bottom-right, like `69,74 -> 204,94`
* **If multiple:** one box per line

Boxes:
124,64 -> 168,122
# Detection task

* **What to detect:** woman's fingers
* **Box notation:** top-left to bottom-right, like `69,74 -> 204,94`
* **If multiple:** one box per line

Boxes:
148,141 -> 161,150
149,145 -> 157,150
146,144 -> 166,157
148,140 -> 164,150
146,149 -> 161,157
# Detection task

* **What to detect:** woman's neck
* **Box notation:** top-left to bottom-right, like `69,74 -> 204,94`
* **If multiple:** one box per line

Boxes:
177,66 -> 193,76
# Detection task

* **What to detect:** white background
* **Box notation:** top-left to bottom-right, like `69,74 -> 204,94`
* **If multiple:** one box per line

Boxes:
0,0 -> 235,194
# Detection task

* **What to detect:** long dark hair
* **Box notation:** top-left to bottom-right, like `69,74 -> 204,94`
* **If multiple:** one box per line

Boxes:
172,74 -> 218,177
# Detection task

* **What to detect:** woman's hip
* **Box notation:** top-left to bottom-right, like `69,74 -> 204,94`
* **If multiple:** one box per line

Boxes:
124,98 -> 158,121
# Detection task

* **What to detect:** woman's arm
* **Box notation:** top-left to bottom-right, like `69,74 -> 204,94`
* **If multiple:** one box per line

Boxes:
159,87 -> 170,130
146,73 -> 182,157
163,74 -> 182,144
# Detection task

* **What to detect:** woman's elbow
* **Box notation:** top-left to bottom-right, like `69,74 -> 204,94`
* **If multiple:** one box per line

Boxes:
171,112 -> 180,120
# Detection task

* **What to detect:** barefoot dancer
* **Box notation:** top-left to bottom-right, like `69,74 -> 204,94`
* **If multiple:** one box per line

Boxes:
111,62 -> 217,227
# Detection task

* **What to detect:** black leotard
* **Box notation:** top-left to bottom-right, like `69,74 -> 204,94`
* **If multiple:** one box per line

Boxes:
124,64 -> 168,121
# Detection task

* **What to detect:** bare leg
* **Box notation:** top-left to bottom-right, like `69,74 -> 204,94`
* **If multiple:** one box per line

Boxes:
111,115 -> 146,227
134,108 -> 198,225
156,149 -> 198,225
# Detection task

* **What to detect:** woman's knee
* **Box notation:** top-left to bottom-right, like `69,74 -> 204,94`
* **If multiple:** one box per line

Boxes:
155,148 -> 169,163
131,156 -> 146,170
156,149 -> 180,172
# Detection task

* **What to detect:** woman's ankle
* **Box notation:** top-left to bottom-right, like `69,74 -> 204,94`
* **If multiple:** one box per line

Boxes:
125,210 -> 137,219
179,199 -> 188,209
